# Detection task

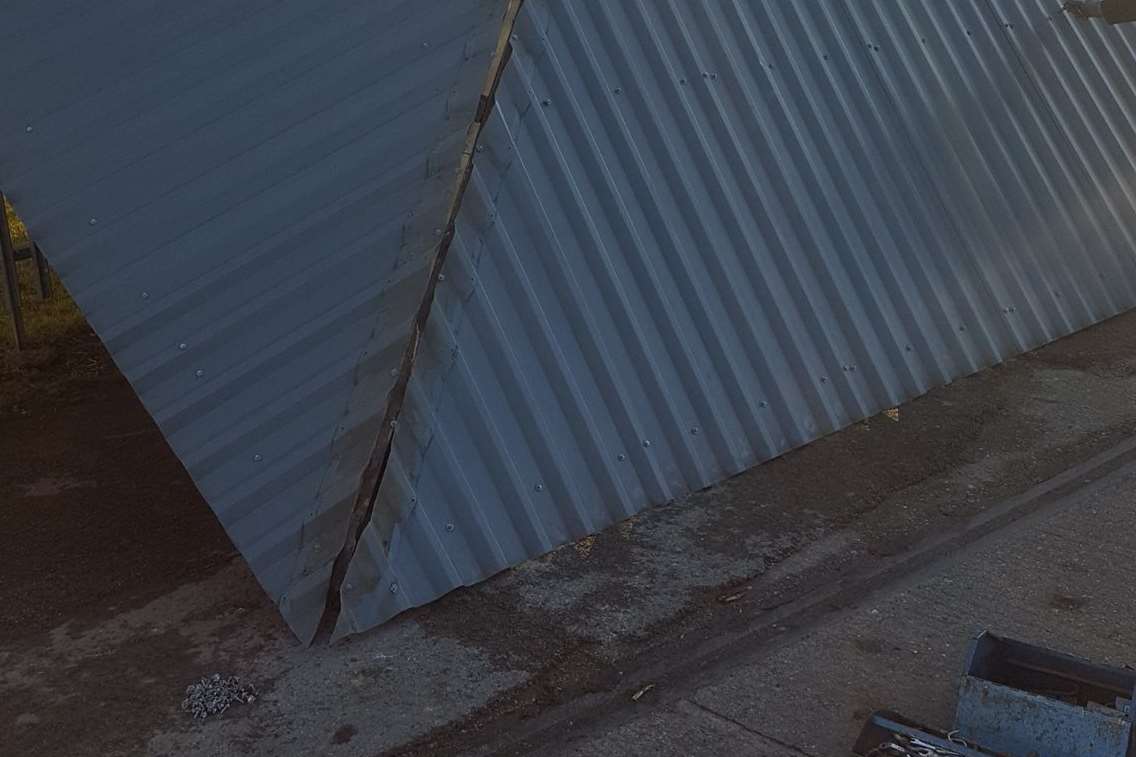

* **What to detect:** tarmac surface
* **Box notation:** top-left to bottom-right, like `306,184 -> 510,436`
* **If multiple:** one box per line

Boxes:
2,311 -> 1136,756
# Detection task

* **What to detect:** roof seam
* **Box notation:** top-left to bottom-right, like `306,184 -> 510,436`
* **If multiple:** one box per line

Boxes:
311,0 -> 527,645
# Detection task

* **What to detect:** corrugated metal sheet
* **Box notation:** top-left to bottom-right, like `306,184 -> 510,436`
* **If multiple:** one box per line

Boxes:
0,0 -> 508,642
333,0 -> 1136,636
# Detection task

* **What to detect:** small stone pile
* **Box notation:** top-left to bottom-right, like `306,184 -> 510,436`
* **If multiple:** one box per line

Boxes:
181,673 -> 258,720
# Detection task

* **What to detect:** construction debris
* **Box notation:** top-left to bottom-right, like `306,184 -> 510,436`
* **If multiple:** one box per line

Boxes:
631,684 -> 655,702
181,673 -> 258,720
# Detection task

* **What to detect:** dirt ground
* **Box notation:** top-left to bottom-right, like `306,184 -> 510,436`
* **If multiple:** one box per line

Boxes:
2,311 -> 1136,756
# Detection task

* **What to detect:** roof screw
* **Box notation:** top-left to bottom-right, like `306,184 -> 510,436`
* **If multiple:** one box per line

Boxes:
690,426 -> 699,435
24,125 -> 33,133
390,368 -> 399,377
141,291 -> 150,300
534,483 -> 544,492
617,453 -> 627,462
850,364 -> 857,372
476,145 -> 485,152
905,345 -> 914,352
820,376 -> 828,383
88,217 -> 98,226
702,72 -> 709,78
389,420 -> 398,429
422,42 -> 429,48
437,273 -> 446,281
642,439 -> 652,448
613,87 -> 622,94
679,77 -> 687,84
194,369 -> 205,378
959,324 -> 967,332
253,454 -> 263,462
759,401 -> 768,408
541,99 -> 551,107
178,342 -> 187,350
510,34 -> 518,42
710,72 -> 718,80
389,583 -> 399,594
445,523 -> 455,533
842,365 -> 850,372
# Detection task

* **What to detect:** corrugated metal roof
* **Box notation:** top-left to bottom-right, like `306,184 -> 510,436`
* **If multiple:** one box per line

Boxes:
0,0 -> 509,642
332,0 -> 1136,636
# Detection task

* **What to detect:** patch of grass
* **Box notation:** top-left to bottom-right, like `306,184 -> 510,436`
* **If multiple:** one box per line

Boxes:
0,264 -> 88,346
1,202 -> 112,418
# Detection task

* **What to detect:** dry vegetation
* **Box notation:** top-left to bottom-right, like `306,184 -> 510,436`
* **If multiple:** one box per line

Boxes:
1,198 -> 111,418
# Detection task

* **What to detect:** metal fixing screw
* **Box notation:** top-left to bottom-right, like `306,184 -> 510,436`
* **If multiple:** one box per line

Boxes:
24,125 -> 33,133
389,583 -> 399,594
617,453 -> 627,462
642,439 -> 652,448
178,342 -> 188,351
690,426 -> 699,435
437,273 -> 446,282
541,98 -> 551,107
141,291 -> 150,300
445,523 -> 455,533
534,483 -> 545,492
194,369 -> 205,378
613,87 -> 622,94
88,217 -> 98,226
253,454 -> 263,462
759,401 -> 769,408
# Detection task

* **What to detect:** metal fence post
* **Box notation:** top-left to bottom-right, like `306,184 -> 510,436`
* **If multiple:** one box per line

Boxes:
0,191 -> 27,351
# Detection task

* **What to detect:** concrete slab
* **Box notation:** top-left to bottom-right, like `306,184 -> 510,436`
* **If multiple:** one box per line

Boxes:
553,699 -> 806,757
544,454 -> 1136,756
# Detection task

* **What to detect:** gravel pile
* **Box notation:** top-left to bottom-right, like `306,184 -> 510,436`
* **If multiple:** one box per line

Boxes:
181,673 -> 258,720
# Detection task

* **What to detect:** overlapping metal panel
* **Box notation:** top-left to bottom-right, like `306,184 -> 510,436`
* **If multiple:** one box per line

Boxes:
0,0 -> 508,642
332,0 -> 1136,635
